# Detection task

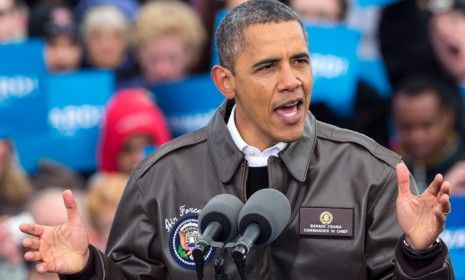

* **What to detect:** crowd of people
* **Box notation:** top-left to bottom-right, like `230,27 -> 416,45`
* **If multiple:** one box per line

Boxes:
0,0 -> 465,279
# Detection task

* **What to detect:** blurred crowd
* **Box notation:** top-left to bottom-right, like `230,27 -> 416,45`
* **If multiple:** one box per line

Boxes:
2,0 -> 465,279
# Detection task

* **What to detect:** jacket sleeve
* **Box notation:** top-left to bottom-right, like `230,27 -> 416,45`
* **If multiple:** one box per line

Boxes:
103,174 -> 166,279
365,167 -> 454,279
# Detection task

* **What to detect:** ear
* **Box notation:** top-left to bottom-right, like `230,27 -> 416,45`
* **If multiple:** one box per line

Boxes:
211,65 -> 236,99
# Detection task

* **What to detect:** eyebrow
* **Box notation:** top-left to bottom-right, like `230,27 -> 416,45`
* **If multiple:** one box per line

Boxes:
251,52 -> 310,70
251,58 -> 280,70
291,52 -> 310,60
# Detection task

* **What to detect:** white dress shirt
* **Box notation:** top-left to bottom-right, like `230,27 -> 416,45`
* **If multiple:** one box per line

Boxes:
227,106 -> 287,167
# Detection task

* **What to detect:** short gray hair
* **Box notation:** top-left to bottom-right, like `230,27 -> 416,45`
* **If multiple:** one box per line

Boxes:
216,0 -> 307,71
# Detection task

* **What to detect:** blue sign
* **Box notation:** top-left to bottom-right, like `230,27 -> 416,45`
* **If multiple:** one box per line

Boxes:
358,59 -> 392,98
0,39 -> 48,136
442,196 -> 465,280
357,0 -> 400,7
151,74 -> 224,137
16,71 -> 114,173
307,24 -> 361,117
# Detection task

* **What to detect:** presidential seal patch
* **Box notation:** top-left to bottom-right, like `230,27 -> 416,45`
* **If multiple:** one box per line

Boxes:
169,215 -> 215,269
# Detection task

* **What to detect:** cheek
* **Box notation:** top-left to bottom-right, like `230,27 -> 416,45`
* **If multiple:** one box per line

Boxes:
113,39 -> 127,54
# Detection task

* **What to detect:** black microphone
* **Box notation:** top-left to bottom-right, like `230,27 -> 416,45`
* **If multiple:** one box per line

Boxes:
193,194 -> 243,279
231,188 -> 291,261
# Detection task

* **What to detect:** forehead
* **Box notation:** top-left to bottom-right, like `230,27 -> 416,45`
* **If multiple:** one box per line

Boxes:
292,0 -> 341,11
431,10 -> 465,24
394,91 -> 442,116
238,21 -> 308,57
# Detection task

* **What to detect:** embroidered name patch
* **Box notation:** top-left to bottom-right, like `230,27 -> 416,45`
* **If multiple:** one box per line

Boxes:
299,207 -> 354,237
169,214 -> 215,269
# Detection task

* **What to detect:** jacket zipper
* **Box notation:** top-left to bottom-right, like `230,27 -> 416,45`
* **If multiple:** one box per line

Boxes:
241,160 -> 248,202
267,156 -> 273,188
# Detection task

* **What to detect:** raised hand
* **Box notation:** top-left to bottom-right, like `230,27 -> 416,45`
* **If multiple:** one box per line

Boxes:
19,190 -> 90,274
396,163 -> 451,250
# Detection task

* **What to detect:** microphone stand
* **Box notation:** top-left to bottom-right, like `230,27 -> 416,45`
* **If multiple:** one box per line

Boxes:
195,240 -> 230,280
232,250 -> 247,280
193,244 -> 205,280
214,246 -> 228,280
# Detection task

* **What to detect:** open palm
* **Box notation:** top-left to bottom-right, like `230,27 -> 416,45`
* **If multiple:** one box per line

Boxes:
396,163 -> 451,250
20,190 -> 90,274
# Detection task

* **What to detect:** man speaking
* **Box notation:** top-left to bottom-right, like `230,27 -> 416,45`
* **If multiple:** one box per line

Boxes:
20,0 -> 453,279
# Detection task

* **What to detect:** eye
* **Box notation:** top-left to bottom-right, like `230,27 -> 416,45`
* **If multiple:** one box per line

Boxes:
294,57 -> 309,65
258,63 -> 275,71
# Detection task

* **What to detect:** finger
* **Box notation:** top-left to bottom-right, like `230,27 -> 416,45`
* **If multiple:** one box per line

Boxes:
19,223 -> 44,237
440,193 -> 451,214
426,173 -> 444,196
439,181 -> 451,197
63,189 -> 81,224
25,251 -> 43,262
434,207 -> 446,225
23,237 -> 40,250
36,262 -> 49,274
396,163 -> 411,196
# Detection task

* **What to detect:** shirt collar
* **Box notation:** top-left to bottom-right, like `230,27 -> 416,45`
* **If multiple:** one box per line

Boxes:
226,106 -> 287,167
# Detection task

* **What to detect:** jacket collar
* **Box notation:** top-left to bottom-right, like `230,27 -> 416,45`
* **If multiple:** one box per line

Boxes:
208,99 -> 316,183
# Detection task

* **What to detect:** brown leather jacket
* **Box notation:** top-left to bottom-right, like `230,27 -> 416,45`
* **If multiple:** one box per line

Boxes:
72,100 -> 453,279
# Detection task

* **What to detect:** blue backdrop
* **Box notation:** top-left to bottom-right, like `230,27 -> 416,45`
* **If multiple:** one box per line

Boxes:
443,196 -> 465,280
151,74 -> 224,137
357,0 -> 400,7
306,24 -> 361,117
0,40 -> 48,136
14,71 -> 114,173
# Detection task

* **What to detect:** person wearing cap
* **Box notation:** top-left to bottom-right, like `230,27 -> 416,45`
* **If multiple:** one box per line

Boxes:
79,5 -> 138,89
28,3 -> 82,73
97,88 -> 171,176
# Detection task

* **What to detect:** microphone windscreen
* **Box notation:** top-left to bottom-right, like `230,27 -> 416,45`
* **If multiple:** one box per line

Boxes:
198,194 -> 243,242
238,188 -> 291,245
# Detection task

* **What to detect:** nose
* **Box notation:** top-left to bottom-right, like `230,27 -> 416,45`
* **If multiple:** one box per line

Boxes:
277,63 -> 301,92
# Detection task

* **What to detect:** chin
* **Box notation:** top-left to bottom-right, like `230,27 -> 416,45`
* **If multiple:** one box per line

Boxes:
276,129 -> 305,143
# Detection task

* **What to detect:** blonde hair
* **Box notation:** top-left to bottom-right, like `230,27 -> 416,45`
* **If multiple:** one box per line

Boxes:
133,0 -> 206,65
0,141 -> 31,204
86,173 -> 128,234
0,165 -> 31,203
80,5 -> 130,40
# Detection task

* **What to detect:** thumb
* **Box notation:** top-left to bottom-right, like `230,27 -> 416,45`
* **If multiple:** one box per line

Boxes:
396,163 -> 411,197
63,190 -> 81,225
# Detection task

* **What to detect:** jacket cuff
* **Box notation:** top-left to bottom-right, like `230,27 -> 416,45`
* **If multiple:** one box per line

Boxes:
59,245 -> 96,280
395,236 -> 448,278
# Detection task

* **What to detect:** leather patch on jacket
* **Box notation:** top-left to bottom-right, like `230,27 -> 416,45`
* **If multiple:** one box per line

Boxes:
299,207 -> 354,237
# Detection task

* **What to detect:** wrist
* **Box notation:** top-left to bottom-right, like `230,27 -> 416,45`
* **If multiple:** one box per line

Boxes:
403,237 -> 440,253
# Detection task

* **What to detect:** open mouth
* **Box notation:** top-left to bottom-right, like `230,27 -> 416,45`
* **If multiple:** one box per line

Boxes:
274,99 -> 304,125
